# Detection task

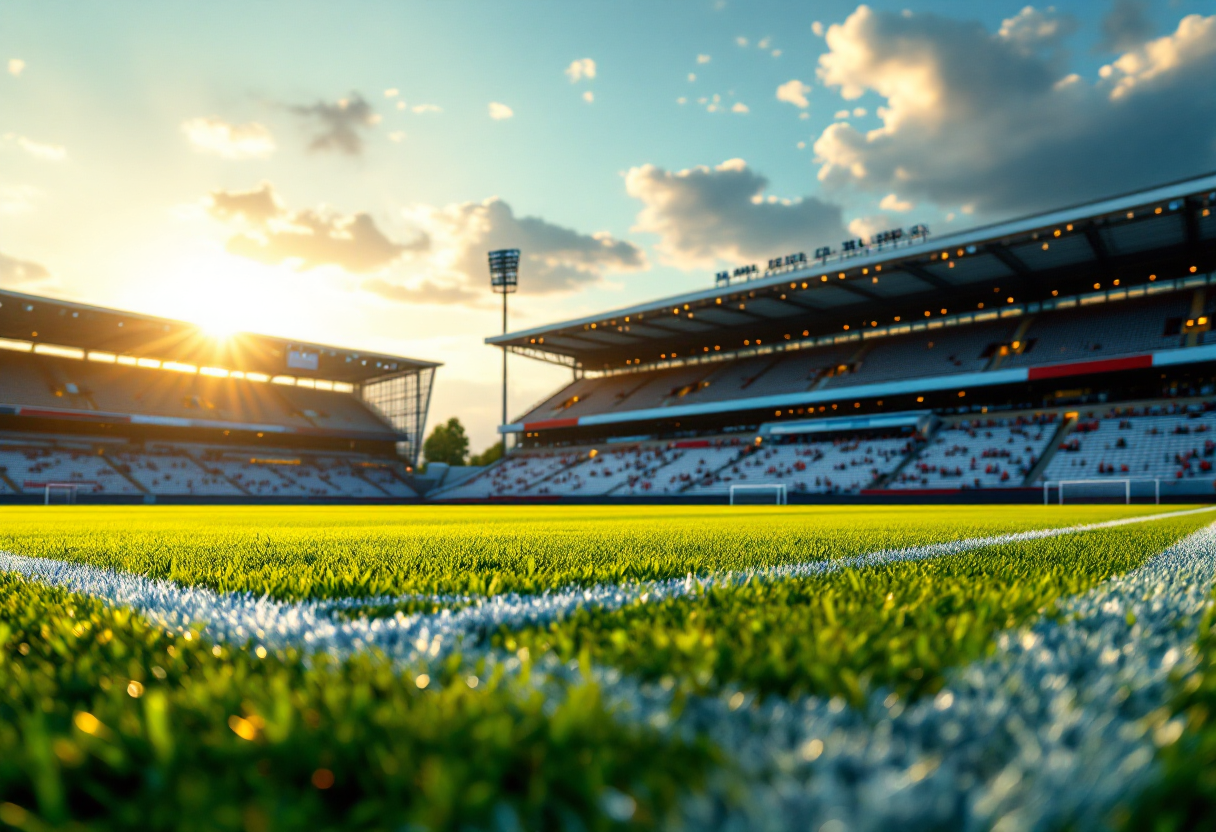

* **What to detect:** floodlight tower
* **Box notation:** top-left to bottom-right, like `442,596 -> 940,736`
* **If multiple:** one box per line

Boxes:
488,248 -> 520,448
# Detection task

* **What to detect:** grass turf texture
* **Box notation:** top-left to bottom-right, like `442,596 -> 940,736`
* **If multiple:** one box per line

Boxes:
0,505 -> 1207,830
1120,577 -> 1216,831
495,514 -> 1216,705
0,505 -> 1189,601
0,574 -> 715,831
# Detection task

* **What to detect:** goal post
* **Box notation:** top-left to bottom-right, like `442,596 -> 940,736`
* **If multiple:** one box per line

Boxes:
44,483 -> 79,506
729,483 -> 787,506
1042,478 -> 1160,505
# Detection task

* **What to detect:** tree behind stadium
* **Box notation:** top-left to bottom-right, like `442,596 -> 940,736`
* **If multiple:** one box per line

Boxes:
423,417 -> 469,467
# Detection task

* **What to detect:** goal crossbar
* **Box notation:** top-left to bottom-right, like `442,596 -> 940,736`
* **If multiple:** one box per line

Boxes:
729,483 -> 788,505
44,483 -> 80,506
1042,478 -> 1160,505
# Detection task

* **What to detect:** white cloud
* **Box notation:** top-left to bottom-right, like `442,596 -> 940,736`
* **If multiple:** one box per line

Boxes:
799,112 -> 810,120
834,109 -> 850,119
488,102 -> 514,120
583,90 -> 595,103
411,103 -> 442,113
776,78 -> 811,108
677,96 -> 687,105
384,88 -> 399,98
812,6 -> 1216,214
8,134 -> 66,161
368,197 -> 647,304
688,72 -> 697,82
7,58 -> 24,76
797,141 -> 807,149
772,49 -> 783,58
697,54 -> 712,64
758,37 -> 772,49
732,102 -> 749,113
181,117 -> 275,159
735,36 -> 748,47
565,58 -> 596,82
388,131 -> 406,142
625,158 -> 845,270
847,214 -> 893,242
207,182 -> 425,274
1106,13 -> 1216,99
812,21 -> 824,37
852,106 -> 867,117
0,251 -> 49,284
879,193 -> 914,212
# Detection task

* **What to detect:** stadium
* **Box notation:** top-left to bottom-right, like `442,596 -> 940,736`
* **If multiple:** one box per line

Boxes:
8,3 -> 1216,830
441,172 -> 1216,503
7,173 -> 1213,507
0,290 -> 434,502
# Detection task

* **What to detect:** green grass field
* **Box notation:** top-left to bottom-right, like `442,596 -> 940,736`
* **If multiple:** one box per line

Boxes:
1,504 -> 1215,830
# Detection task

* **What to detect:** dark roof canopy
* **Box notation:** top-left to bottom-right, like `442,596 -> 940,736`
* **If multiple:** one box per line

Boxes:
489,172 -> 1216,371
0,289 -> 439,384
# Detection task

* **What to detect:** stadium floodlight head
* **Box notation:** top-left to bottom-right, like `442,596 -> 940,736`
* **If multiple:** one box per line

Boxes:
488,249 -> 520,295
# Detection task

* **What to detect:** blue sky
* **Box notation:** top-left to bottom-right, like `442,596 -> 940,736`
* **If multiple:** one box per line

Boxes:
1,0 -> 1213,450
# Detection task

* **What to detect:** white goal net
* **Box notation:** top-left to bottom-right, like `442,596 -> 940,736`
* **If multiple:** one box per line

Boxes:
729,484 -> 788,506
44,483 -> 79,505
1043,478 -> 1161,505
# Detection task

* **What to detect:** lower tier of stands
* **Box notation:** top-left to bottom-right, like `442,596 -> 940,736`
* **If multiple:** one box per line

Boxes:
0,437 -> 416,499
439,401 -> 1216,499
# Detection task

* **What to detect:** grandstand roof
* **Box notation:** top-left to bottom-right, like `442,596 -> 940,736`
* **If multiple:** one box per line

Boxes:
0,289 -> 439,384
489,171 -> 1216,370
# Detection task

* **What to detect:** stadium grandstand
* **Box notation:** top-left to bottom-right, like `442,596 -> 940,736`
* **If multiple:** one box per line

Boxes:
435,171 -> 1216,503
0,290 -> 436,502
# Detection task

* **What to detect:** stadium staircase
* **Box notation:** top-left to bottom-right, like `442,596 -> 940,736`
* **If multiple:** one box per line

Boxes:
100,454 -> 150,495
1021,412 -> 1079,486
873,423 -> 940,488
180,449 -> 253,496
603,446 -> 685,495
739,358 -> 781,392
520,451 -> 591,493
987,316 -> 1036,371
677,445 -> 750,493
1186,287 -> 1206,348
0,467 -> 21,495
352,468 -> 393,497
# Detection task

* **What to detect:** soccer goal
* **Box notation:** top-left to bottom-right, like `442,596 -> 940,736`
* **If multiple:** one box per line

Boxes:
44,483 -> 80,505
1042,478 -> 1160,505
729,483 -> 787,505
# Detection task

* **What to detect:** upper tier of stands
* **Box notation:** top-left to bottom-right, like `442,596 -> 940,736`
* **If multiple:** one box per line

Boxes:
518,286 -> 1196,425
0,351 -> 395,438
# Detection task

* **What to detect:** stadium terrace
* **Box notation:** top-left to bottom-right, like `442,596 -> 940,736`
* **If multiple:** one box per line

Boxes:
0,291 -> 437,502
429,172 -> 1216,503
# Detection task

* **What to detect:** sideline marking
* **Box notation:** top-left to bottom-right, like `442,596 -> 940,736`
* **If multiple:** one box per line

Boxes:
0,507 -> 1210,664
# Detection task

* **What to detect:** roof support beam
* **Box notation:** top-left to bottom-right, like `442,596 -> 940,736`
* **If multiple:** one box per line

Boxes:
985,244 -> 1041,294
897,262 -> 953,291
1084,225 -> 1110,264
1185,198 -> 1202,248
506,345 -> 579,368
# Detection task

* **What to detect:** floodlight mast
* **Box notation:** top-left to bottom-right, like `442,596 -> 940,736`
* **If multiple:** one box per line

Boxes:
488,249 -> 520,452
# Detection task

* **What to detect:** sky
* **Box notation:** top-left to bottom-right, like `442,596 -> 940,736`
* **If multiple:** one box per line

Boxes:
1,0 -> 1214,453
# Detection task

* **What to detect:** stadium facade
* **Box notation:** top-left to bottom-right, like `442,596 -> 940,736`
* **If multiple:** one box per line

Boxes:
0,291 -> 436,502
434,172 -> 1216,502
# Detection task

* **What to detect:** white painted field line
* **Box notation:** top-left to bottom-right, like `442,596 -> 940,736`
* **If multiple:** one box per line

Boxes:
0,507 -> 1210,666
612,518 -> 1216,832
